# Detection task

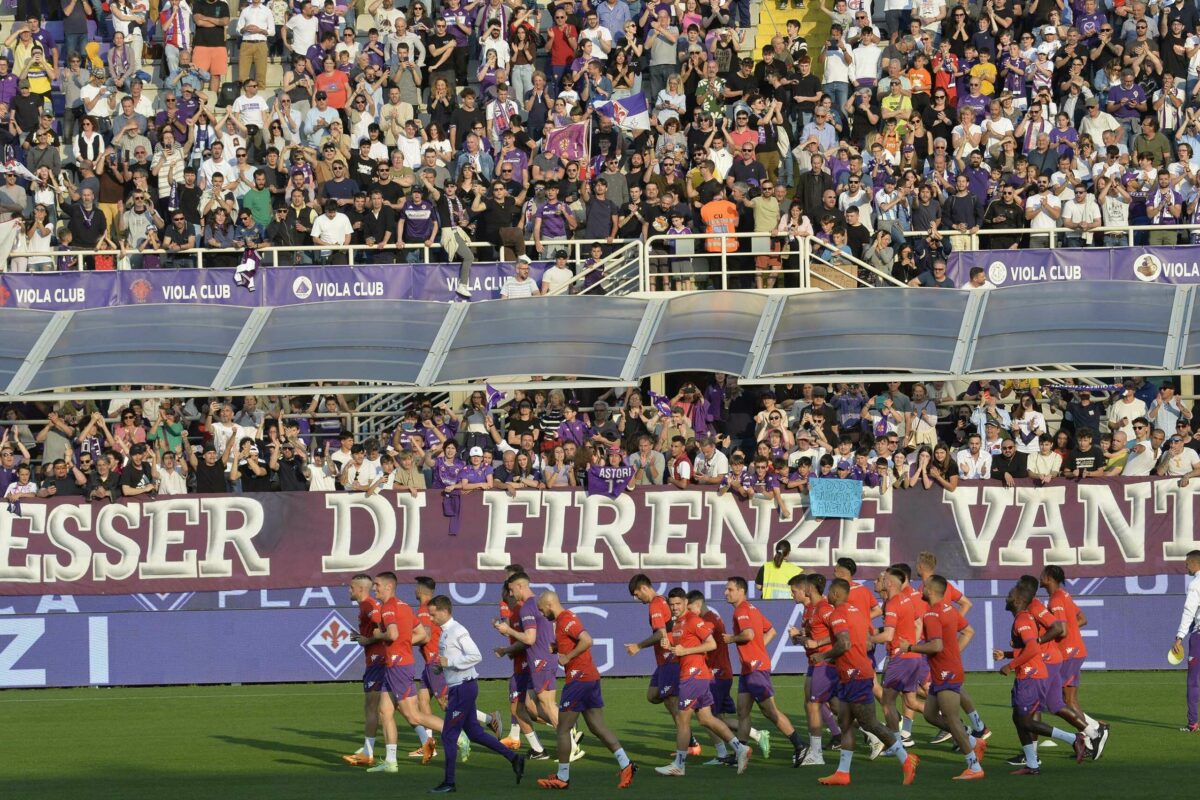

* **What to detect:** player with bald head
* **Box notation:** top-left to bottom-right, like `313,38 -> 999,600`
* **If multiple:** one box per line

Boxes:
534,591 -> 637,790
343,574 -> 384,766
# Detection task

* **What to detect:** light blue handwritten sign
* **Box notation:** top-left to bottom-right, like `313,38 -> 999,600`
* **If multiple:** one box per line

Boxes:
810,478 -> 863,519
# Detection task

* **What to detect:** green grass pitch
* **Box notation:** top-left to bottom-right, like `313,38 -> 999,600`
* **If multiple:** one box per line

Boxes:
0,672 -> 1192,799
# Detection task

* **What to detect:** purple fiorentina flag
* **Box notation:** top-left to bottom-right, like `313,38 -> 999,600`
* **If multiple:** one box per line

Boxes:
544,121 -> 590,162
647,390 -> 672,417
485,382 -> 506,411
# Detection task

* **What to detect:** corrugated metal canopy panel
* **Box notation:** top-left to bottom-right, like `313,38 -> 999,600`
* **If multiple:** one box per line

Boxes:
0,309 -> 54,391
970,282 -> 1173,372
758,288 -> 968,376
231,300 -> 449,387
639,291 -> 767,376
25,304 -> 251,392
434,296 -> 648,382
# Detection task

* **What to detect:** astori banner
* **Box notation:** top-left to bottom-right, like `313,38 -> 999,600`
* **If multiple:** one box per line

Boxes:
1,480 -> 1197,595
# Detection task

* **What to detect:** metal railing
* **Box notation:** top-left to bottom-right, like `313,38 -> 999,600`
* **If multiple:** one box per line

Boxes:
804,235 -> 906,288
897,222 -> 1199,252
545,240 -> 644,296
643,230 -> 805,290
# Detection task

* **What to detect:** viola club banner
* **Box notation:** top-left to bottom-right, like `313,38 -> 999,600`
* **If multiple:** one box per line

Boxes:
0,262 -> 549,311
947,245 -> 1200,286
2,480 -> 1199,596
0,577 -> 1191,687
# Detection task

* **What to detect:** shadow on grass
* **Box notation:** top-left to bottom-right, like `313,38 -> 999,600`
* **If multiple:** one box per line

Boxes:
211,734 -> 341,768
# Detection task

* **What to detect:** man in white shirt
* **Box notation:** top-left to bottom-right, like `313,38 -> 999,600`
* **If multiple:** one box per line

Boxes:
236,0 -> 275,83
210,404 -> 255,475
540,250 -> 574,295
1172,549 -> 1200,732
955,433 -> 992,478
1107,382 -> 1147,439
1150,382 -> 1192,433
1158,435 -> 1200,480
429,595 -> 525,793
311,199 -> 354,264
306,450 -> 338,490
199,141 -> 237,189
1060,185 -> 1102,247
1024,176 -> 1061,247
231,79 -> 270,156
285,2 -> 320,62
579,10 -> 613,61
787,431 -> 826,468
692,438 -> 729,485
156,451 -> 189,495
500,255 -> 540,298
1122,416 -> 1157,476
479,19 -> 512,69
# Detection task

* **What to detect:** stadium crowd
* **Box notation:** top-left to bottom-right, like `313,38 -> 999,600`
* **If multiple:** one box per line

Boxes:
3,374 -> 1198,498
5,0 -> 1200,283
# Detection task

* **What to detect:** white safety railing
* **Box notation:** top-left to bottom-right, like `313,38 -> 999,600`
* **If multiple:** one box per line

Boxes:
642,230 -> 807,290
897,223 -> 1199,252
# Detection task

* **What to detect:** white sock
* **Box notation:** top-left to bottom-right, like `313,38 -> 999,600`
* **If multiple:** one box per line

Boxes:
525,731 -> 543,752
726,737 -> 743,751
386,743 -> 397,763
1050,727 -> 1077,744
363,737 -> 375,757
966,752 -> 981,772
714,740 -> 728,758
415,726 -> 430,745
809,734 -> 823,754
674,749 -> 687,767
508,723 -> 521,740
1022,743 -> 1038,768
900,717 -> 913,735
556,762 -> 570,781
749,727 -> 762,743
477,711 -> 492,725
967,735 -> 977,751
614,747 -> 631,768
838,748 -> 853,772
968,710 -> 983,729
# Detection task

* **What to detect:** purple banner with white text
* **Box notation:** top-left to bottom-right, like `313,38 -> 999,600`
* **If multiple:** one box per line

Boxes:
947,245 -> 1200,287
0,263 -> 550,311
0,576 -> 1191,687
3,481 -> 1200,596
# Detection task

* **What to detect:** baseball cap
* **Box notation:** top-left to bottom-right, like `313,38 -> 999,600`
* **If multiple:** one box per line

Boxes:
796,430 -> 812,441
315,90 -> 328,100
1085,97 -> 1099,108
1042,25 -> 1057,35
836,460 -> 852,470
17,78 -> 29,89
92,67 -> 106,78
812,386 -> 827,397
469,446 -> 484,457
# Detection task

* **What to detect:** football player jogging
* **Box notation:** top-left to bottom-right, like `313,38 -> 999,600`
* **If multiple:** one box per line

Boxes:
813,578 -> 920,787
494,584 -> 552,759
416,576 -> 501,763
1172,549 -> 1200,733
624,574 -> 700,755
686,590 -> 766,765
495,573 -> 584,762
344,574 -> 384,767
872,569 -> 926,742
361,572 -> 447,773
787,573 -> 843,767
723,577 -> 808,765
427,594 -> 526,794
535,591 -> 638,790
897,574 -> 987,780
655,588 -> 752,776
1041,566 -> 1110,758
994,583 -> 1094,775
832,558 -> 886,759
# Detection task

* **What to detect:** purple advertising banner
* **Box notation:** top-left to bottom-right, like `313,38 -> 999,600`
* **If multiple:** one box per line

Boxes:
3,480 -> 1199,595
0,576 -> 1190,687
0,263 -> 550,311
947,245 -> 1200,287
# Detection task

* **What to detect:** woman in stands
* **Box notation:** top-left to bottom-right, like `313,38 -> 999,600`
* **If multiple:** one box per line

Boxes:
203,207 -> 240,268
543,445 -> 575,488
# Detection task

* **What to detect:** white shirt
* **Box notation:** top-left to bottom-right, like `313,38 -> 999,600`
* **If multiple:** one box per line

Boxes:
308,462 -> 337,491
236,1 -> 276,41
211,422 -> 254,464
541,264 -> 574,295
480,35 -> 512,68
692,449 -> 729,481
1123,437 -> 1158,477
955,448 -> 992,479
437,617 -> 482,686
285,12 -> 319,55
232,93 -> 270,128
1160,446 -> 1200,476
1026,192 -> 1060,230
1013,411 -> 1046,454
579,25 -> 612,60
1107,397 -> 1147,439
1177,572 -> 1200,639
500,275 -> 538,298
158,466 -> 188,495
312,212 -> 354,245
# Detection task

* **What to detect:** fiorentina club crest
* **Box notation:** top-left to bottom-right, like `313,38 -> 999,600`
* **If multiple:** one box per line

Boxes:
130,279 -> 154,303
612,101 -> 628,125
302,611 -> 360,678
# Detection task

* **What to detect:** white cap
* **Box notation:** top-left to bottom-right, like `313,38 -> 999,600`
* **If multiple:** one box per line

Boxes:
469,446 -> 484,457
1042,25 -> 1057,35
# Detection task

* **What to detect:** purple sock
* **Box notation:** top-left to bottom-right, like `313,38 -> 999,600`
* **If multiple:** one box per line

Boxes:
822,705 -> 842,737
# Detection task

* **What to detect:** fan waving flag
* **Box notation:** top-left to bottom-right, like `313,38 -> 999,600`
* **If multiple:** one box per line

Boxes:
544,121 -> 590,162
485,382 -> 507,412
593,94 -> 651,130
647,390 -> 672,417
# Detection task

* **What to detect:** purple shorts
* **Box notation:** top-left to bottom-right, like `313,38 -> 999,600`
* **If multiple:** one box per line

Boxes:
1060,657 -> 1084,688
383,663 -> 416,702
1030,661 -> 1062,713
363,662 -> 386,693
738,670 -> 775,701
509,671 -> 531,702
1011,678 -> 1044,716
651,663 -> 680,698
677,677 -> 714,712
807,664 -> 839,703
712,678 -> 736,715
422,661 -> 448,701
559,680 -> 604,712
836,678 -> 874,705
883,656 -> 924,693
915,658 -> 930,687
930,680 -> 963,695
528,659 -> 557,694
